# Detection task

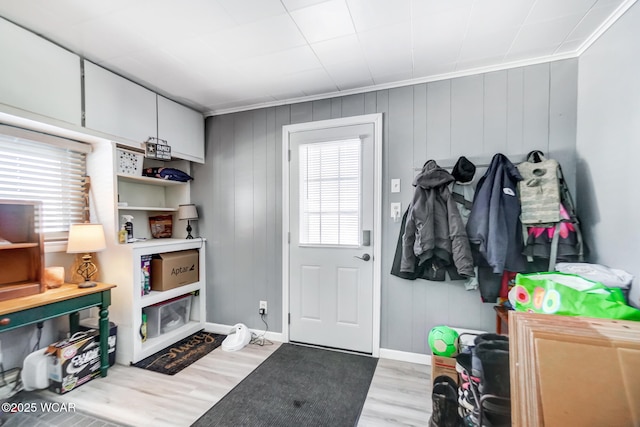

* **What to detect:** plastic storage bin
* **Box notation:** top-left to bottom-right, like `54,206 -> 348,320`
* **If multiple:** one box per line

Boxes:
144,294 -> 192,339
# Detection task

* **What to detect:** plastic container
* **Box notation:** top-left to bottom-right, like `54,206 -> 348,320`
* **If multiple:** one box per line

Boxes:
144,294 -> 192,339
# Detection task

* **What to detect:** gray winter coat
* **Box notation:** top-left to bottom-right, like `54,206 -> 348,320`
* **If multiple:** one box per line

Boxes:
400,160 -> 475,277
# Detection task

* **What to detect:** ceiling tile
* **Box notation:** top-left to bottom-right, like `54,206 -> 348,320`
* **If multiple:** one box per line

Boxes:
323,59 -> 374,90
412,4 -> 472,65
281,0 -> 333,12
129,0 -> 236,40
347,0 -> 411,32
290,0 -> 355,43
411,0 -> 474,16
526,0 -> 597,24
564,2 -> 621,42
272,68 -> 338,97
372,69 -> 414,85
465,0 -> 536,36
358,22 -> 413,78
412,61 -> 456,78
235,46 -> 323,79
199,14 -> 306,61
311,34 -> 366,65
458,27 -> 520,63
507,14 -> 585,59
216,0 -> 287,25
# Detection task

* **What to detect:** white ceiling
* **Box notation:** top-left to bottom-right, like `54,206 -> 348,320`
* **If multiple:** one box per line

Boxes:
0,0 -> 635,116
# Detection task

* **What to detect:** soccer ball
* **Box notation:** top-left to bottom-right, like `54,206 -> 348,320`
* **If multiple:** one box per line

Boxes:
428,326 -> 459,357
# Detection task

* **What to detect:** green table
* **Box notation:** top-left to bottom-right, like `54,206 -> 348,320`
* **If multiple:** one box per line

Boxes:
0,282 -> 116,377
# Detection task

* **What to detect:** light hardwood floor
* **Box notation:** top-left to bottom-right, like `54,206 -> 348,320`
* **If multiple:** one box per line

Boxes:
34,341 -> 431,427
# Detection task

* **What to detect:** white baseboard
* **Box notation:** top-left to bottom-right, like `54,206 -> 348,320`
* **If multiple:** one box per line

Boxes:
205,322 -> 435,366
379,348 -> 431,365
204,322 -> 284,343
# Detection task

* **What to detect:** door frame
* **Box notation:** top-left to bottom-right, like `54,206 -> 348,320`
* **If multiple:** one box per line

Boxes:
282,113 -> 382,357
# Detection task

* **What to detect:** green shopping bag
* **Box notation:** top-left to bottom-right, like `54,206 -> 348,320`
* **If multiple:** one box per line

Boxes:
513,272 -> 640,321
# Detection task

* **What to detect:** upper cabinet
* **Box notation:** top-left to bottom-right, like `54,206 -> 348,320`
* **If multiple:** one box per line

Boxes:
84,61 -> 205,163
0,17 -> 81,126
84,61 -> 157,146
157,96 -> 205,163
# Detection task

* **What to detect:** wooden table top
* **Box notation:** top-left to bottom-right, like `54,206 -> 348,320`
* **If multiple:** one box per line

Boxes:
0,282 -> 116,316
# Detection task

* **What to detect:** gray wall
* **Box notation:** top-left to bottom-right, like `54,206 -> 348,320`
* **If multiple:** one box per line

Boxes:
576,2 -> 640,308
192,58 -> 579,354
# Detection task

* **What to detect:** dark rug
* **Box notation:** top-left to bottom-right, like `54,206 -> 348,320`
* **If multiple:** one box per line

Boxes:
192,343 -> 378,427
134,331 -> 225,375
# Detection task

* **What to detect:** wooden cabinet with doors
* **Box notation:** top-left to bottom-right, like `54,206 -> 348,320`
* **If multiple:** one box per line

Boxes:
0,200 -> 45,301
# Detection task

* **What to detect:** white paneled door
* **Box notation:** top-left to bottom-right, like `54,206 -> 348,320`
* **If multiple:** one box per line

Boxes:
288,121 -> 376,353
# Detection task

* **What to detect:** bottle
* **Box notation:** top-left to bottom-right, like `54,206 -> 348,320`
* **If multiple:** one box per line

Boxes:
140,313 -> 147,342
121,215 -> 134,242
118,225 -> 127,244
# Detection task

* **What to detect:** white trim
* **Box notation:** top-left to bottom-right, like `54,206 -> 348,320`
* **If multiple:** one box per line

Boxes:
0,124 -> 92,153
379,348 -> 431,366
282,113 -> 383,358
206,54 -> 578,117
204,322 -> 285,343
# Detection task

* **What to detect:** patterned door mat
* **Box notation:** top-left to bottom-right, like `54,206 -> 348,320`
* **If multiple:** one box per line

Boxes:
133,331 -> 225,375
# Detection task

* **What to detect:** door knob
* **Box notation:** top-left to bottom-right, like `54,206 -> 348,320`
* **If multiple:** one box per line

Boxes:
354,253 -> 371,261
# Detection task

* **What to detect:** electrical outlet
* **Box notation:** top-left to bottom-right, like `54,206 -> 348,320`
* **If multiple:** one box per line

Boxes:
259,300 -> 267,315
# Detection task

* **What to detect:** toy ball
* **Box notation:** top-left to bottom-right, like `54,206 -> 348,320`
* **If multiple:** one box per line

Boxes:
428,326 -> 459,357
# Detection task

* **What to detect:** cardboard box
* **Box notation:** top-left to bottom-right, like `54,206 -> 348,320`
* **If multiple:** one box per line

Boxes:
47,330 -> 101,394
79,319 -> 117,367
431,355 -> 458,385
151,249 -> 199,291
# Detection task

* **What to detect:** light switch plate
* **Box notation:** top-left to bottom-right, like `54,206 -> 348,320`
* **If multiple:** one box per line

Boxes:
390,202 -> 401,221
391,179 -> 401,193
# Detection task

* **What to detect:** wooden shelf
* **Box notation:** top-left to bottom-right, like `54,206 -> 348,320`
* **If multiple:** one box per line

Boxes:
0,242 -> 39,250
117,174 -> 186,186
0,200 -> 44,302
140,281 -> 201,308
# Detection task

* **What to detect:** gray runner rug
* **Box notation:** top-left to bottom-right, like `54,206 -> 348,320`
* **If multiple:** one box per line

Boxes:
192,343 -> 378,427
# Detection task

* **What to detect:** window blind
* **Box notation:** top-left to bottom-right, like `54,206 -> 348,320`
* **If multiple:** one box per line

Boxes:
299,138 -> 361,246
0,129 -> 87,242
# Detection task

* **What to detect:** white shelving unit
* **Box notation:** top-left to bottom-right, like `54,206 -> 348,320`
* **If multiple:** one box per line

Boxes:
88,142 -> 205,366
108,238 -> 207,364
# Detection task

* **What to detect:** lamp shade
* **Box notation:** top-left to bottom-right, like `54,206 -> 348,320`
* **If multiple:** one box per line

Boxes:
66,223 -> 107,253
178,204 -> 198,220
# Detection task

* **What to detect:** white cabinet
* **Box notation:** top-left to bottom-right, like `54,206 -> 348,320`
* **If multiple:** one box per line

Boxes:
158,96 -> 205,163
0,17 -> 81,125
108,239 -> 206,364
84,61 -> 157,147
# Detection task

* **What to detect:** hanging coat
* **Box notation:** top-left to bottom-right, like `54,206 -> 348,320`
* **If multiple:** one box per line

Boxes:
399,160 -> 475,279
466,153 -> 527,274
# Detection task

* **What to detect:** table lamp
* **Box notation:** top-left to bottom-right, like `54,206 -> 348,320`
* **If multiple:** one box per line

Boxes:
66,223 -> 106,288
178,204 -> 198,239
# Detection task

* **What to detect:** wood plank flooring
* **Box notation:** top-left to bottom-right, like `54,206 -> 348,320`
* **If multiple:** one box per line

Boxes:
33,342 -> 431,426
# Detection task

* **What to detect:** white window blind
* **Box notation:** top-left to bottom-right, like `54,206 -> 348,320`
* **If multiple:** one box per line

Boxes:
0,128 -> 88,242
299,138 -> 361,246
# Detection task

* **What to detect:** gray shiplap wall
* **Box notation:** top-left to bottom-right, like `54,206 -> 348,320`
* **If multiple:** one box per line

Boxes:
576,2 -> 640,308
191,58 -> 578,354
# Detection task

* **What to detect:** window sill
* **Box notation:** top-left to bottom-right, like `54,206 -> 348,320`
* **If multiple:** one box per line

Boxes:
45,241 -> 68,253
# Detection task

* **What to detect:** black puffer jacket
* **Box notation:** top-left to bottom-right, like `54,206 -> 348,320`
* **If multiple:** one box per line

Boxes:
399,160 -> 475,278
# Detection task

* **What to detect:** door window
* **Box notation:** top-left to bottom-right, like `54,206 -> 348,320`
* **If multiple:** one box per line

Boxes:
298,138 -> 361,246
